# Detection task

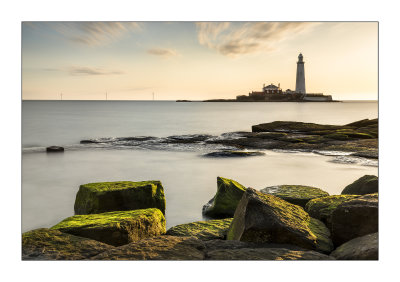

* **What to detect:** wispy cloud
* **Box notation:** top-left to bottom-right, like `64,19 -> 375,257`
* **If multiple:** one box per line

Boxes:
196,22 -> 318,57
147,48 -> 178,58
43,66 -> 124,76
32,22 -> 142,46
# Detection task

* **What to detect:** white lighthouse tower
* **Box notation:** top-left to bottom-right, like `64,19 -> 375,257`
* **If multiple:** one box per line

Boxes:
295,53 -> 306,94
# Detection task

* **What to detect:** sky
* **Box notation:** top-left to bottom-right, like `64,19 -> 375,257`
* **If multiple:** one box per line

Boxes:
22,21 -> 378,100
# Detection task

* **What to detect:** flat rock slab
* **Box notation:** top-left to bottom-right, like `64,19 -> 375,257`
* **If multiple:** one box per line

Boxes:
74,180 -> 166,215
22,228 -> 113,260
203,151 -> 265,158
260,185 -> 329,208
331,193 -> 378,246
227,188 -> 331,252
330,233 -> 378,260
51,209 -> 166,246
202,177 -> 246,218
166,218 -> 233,240
206,247 -> 333,260
341,175 -> 378,195
305,195 -> 360,228
91,236 -> 206,260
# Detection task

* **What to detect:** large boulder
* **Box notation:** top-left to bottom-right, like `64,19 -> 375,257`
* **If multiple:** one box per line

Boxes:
260,185 -> 329,208
226,188 -> 332,252
330,233 -> 378,260
341,175 -> 378,195
166,218 -> 233,240
74,181 -> 166,215
305,195 -> 360,228
22,228 -> 112,260
51,208 -> 166,246
91,236 -> 205,260
202,177 -> 246,218
331,193 -> 378,246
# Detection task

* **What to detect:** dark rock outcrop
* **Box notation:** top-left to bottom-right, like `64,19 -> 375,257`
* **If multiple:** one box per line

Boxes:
330,233 -> 378,260
226,188 -> 332,252
203,150 -> 265,158
46,146 -> 64,152
305,195 -> 360,228
260,185 -> 329,208
202,177 -> 246,218
51,209 -> 166,246
22,228 -> 112,260
91,236 -> 206,260
341,175 -> 378,195
74,181 -> 166,215
166,218 -> 233,240
331,193 -> 378,246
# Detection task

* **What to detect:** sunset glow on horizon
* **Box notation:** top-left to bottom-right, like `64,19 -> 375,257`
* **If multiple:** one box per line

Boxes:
22,22 -> 378,101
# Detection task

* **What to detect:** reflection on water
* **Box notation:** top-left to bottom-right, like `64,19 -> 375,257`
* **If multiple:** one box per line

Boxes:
22,149 -> 377,232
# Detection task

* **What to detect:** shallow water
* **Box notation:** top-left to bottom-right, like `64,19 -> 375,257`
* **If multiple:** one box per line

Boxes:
22,100 -> 378,232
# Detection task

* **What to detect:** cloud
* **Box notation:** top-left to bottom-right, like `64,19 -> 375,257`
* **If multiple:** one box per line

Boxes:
43,66 -> 124,76
37,22 -> 142,46
196,22 -> 318,57
147,48 -> 178,58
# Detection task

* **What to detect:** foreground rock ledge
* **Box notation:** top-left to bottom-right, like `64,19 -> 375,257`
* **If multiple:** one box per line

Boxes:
166,218 -> 233,240
74,180 -> 166,215
260,185 -> 329,208
330,233 -> 378,260
227,188 -> 332,252
202,177 -> 246,218
22,228 -> 113,260
51,208 -> 166,246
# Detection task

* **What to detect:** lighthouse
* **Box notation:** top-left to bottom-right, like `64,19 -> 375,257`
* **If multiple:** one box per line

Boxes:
295,53 -> 306,94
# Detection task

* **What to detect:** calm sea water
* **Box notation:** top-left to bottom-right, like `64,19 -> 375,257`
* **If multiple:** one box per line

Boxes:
22,100 -> 378,232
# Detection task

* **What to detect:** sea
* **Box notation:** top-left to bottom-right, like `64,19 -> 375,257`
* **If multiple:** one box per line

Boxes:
22,100 -> 378,232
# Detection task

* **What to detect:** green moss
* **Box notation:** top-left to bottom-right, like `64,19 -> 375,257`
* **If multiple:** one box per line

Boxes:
166,218 -> 233,240
74,180 -> 166,215
341,175 -> 378,195
325,133 -> 350,141
203,177 -> 247,218
51,209 -> 166,246
261,185 -> 329,207
308,218 -> 334,253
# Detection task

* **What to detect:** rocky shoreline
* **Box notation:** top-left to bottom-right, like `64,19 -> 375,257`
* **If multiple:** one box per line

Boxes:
22,174 -> 378,260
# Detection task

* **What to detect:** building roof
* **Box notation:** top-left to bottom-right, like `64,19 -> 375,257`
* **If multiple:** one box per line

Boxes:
264,84 -> 278,89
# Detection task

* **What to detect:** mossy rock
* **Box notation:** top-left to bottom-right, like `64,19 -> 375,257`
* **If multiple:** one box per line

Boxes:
202,177 -> 246,218
308,218 -> 334,253
341,175 -> 378,195
331,193 -> 378,246
51,209 -> 166,246
166,218 -> 233,240
324,133 -> 351,141
227,188 -> 331,252
91,236 -> 206,260
251,121 -> 342,133
22,228 -> 113,260
305,195 -> 360,228
74,181 -> 166,215
330,233 -> 378,260
260,185 -> 329,208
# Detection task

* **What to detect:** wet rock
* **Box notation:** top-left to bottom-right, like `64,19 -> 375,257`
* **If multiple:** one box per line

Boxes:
206,247 -> 333,260
350,151 -> 378,159
22,228 -> 112,260
51,209 -> 166,246
227,188 -> 331,252
203,150 -> 265,158
202,177 -> 246,218
330,232 -> 378,260
252,121 -> 343,133
341,175 -> 378,195
305,195 -> 360,228
91,236 -> 205,260
260,185 -> 329,208
46,146 -> 64,152
74,181 -> 166,215
331,193 -> 378,246
166,218 -> 233,240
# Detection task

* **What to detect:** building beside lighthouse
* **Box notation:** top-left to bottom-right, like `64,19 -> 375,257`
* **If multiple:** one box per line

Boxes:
235,53 -> 333,102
